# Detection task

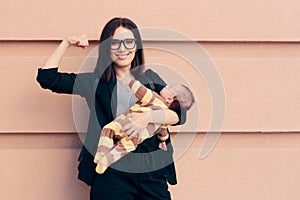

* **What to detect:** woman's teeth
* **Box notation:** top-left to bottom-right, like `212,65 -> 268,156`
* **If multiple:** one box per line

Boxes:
117,54 -> 128,59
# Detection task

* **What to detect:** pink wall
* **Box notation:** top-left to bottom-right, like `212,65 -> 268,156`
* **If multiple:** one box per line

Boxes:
1,42 -> 299,132
2,0 -> 300,41
1,0 -> 300,199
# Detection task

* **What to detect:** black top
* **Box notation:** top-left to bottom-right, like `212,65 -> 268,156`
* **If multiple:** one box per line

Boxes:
36,68 -> 186,186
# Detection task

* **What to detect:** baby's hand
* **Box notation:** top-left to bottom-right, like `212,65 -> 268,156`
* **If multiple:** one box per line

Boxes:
66,34 -> 89,48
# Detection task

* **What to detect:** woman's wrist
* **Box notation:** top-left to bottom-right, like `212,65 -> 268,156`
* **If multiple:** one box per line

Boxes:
148,109 -> 179,125
148,110 -> 166,124
143,111 -> 152,124
62,39 -> 72,47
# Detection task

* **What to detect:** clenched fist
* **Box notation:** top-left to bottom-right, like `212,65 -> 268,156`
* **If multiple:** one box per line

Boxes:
66,34 -> 89,48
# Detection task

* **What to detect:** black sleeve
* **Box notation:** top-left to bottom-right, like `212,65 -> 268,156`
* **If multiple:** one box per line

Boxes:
140,69 -> 187,125
175,108 -> 186,125
36,68 -> 95,98
36,68 -> 76,94
142,69 -> 166,93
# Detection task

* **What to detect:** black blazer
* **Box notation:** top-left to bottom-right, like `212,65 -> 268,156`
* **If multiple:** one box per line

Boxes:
37,68 -> 186,186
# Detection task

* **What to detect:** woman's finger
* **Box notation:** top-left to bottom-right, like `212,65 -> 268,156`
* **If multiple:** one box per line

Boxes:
78,35 -> 89,47
129,130 -> 139,139
125,127 -> 136,136
122,123 -> 132,132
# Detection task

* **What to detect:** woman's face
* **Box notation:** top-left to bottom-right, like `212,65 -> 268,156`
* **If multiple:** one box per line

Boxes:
110,26 -> 137,70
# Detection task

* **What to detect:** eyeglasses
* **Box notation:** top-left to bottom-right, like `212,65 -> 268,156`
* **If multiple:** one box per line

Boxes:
111,38 -> 137,50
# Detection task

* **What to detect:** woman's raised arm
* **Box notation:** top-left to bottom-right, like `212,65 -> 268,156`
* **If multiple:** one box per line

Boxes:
42,34 -> 88,69
37,34 -> 90,95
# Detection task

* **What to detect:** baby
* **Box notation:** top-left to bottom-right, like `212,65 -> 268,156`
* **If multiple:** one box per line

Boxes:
94,78 -> 194,174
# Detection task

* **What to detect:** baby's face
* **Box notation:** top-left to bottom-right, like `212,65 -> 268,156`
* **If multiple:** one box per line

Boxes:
160,86 -> 176,106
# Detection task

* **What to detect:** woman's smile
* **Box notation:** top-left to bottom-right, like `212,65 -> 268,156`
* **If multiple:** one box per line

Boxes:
115,52 -> 130,60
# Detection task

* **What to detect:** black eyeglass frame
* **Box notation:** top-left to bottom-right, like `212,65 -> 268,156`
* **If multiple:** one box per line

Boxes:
110,38 -> 137,50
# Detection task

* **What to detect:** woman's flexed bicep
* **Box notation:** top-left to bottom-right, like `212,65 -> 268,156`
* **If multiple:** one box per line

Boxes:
37,68 -> 77,94
37,68 -> 96,98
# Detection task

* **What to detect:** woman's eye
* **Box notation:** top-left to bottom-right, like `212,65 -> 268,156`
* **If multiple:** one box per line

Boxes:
111,40 -> 120,45
125,40 -> 134,45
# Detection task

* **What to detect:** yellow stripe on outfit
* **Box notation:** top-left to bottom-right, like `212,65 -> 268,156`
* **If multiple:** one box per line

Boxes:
140,90 -> 153,106
131,81 -> 141,94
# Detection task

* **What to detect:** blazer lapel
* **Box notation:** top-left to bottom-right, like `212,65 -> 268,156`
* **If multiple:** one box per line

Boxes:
107,79 -> 117,117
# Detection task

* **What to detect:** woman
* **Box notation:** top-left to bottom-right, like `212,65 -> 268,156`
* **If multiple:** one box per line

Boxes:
37,17 -> 186,200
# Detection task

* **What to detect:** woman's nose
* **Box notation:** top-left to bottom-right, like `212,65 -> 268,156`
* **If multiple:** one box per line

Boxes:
119,42 -> 126,51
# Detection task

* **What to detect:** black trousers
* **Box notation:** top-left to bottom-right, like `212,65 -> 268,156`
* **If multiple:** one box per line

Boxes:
90,167 -> 171,200
89,136 -> 175,200
90,141 -> 174,200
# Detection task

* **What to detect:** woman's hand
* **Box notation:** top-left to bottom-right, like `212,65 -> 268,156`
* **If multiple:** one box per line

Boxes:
122,112 -> 151,138
66,34 -> 89,48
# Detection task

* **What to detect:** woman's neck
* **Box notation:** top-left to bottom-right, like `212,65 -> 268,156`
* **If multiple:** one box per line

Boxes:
114,65 -> 131,79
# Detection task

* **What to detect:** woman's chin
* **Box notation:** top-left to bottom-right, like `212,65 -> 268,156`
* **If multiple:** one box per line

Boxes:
114,62 -> 131,69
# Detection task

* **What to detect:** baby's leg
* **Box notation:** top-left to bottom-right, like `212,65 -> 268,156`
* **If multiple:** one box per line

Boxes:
157,128 -> 169,151
94,120 -> 122,164
95,135 -> 142,174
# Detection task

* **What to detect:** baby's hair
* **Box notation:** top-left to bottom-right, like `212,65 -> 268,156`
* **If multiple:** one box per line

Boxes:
169,84 -> 195,112
179,84 -> 195,110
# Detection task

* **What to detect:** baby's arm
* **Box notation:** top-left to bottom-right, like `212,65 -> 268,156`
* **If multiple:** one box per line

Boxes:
121,78 -> 175,142
128,79 -> 167,108
128,80 -> 170,142
119,76 -> 155,105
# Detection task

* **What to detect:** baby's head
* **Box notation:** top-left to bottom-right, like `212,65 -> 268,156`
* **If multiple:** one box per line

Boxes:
160,84 -> 195,112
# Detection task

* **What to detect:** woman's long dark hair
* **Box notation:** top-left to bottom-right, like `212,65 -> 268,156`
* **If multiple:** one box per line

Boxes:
95,17 -> 145,81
